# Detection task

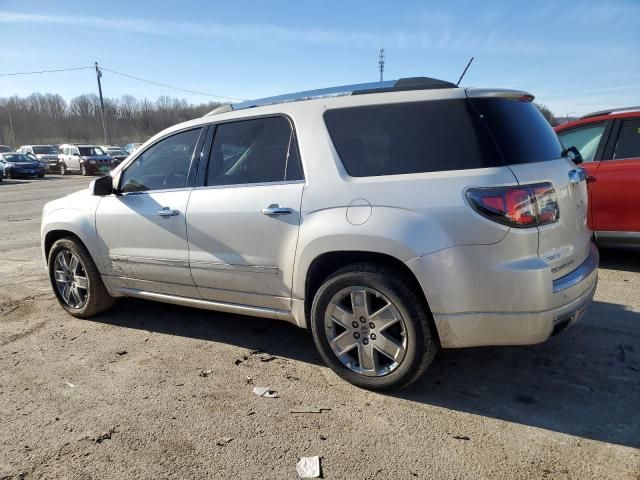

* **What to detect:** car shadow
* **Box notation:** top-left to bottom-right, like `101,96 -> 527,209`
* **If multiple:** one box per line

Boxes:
93,297 -> 640,448
598,247 -> 640,273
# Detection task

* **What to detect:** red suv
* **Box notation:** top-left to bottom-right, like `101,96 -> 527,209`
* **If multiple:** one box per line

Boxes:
555,107 -> 640,247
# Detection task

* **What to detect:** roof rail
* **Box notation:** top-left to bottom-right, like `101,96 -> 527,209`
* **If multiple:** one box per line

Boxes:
581,106 -> 640,119
206,77 -> 457,116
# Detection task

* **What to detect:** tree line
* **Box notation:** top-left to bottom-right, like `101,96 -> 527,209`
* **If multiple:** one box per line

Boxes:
0,92 -> 559,148
0,93 -> 221,147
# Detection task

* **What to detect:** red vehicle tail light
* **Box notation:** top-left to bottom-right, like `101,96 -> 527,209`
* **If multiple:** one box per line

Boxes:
466,183 -> 559,228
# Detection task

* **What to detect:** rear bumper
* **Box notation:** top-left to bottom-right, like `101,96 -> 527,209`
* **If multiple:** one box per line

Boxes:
408,241 -> 599,348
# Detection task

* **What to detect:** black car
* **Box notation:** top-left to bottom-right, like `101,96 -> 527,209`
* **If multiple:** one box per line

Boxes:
0,153 -> 46,178
106,148 -> 129,168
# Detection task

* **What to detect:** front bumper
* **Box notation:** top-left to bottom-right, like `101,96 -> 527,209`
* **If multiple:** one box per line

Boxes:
84,162 -> 111,174
408,242 -> 599,348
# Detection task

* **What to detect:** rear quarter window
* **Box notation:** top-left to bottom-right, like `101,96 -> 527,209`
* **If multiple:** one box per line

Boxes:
469,97 -> 564,164
324,99 -> 502,177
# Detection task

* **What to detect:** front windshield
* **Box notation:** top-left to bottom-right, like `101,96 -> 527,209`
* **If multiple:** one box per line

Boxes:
3,154 -> 35,163
79,147 -> 105,156
0,146 -> 12,153
33,146 -> 58,155
110,150 -> 127,156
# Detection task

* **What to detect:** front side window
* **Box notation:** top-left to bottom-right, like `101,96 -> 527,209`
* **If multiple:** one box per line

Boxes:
612,119 -> 640,160
206,116 -> 302,186
557,123 -> 606,163
120,128 -> 202,193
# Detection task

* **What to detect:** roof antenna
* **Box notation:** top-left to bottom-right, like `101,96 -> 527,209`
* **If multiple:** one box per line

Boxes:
456,56 -> 474,87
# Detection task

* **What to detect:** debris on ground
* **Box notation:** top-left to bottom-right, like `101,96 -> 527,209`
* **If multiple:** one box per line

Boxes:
234,349 -> 278,366
116,350 -> 127,356
93,427 -> 117,444
245,375 -> 253,384
198,369 -> 213,377
65,382 -> 75,388
296,456 -> 321,478
290,406 -> 331,414
216,436 -> 233,446
453,435 -> 471,441
252,386 -> 278,398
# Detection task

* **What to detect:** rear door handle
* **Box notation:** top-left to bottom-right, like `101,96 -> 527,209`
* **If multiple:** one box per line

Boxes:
261,204 -> 293,216
157,207 -> 180,217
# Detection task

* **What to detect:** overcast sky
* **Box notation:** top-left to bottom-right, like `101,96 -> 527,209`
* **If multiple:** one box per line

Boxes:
0,0 -> 638,116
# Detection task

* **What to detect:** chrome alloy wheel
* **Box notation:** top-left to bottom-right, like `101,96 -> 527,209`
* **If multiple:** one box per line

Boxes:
53,250 -> 89,308
324,286 -> 408,377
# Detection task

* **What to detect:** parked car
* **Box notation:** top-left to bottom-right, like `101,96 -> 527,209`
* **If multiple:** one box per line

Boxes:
41,77 -> 598,390
17,145 -> 60,172
124,143 -> 142,154
0,152 -> 46,178
58,144 -> 112,175
555,106 -> 640,248
105,148 -> 129,167
0,145 -> 13,153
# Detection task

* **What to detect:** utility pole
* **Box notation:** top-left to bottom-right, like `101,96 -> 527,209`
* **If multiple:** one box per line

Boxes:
95,61 -> 108,145
378,48 -> 385,82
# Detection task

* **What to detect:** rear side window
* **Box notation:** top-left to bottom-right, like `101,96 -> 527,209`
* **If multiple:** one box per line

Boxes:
206,116 -> 302,186
469,97 -> 563,164
613,119 -> 640,160
557,123 -> 606,163
324,99 -> 502,177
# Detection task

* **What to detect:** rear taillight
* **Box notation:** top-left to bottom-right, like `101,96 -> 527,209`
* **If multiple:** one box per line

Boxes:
466,183 -> 559,228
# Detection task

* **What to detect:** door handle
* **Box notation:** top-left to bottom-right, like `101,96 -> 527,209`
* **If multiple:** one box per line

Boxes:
261,204 -> 293,216
586,175 -> 596,183
157,207 -> 180,217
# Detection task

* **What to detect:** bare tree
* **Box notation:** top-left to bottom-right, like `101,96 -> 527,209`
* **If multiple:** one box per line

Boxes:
0,93 -> 220,146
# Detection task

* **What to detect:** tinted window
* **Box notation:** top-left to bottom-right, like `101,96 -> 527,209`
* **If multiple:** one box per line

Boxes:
33,146 -> 58,154
557,123 -> 606,163
469,97 -> 563,164
613,119 -> 640,160
206,116 -> 302,186
120,128 -> 201,193
79,147 -> 105,156
324,99 -> 502,177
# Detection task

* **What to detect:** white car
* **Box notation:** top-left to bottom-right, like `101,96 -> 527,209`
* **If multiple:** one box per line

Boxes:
17,144 -> 59,171
41,77 -> 598,390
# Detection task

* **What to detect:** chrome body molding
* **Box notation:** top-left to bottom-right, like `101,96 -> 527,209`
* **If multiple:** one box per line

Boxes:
110,255 -> 278,274
109,255 -> 189,268
114,287 -> 295,323
189,260 -> 278,274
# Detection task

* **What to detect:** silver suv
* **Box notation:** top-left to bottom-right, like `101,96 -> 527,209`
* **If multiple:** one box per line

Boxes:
41,77 -> 598,390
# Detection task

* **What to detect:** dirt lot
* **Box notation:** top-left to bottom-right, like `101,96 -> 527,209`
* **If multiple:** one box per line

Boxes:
0,174 -> 639,479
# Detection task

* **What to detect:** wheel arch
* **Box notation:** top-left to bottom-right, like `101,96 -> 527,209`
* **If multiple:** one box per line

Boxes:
302,250 -> 436,337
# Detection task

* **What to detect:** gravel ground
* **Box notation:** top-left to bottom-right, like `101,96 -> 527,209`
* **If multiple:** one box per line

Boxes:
0,175 -> 639,479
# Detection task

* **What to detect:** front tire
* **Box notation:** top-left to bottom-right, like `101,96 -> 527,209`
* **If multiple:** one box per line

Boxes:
60,163 -> 67,175
80,164 -> 88,176
310,263 -> 439,391
48,237 -> 115,318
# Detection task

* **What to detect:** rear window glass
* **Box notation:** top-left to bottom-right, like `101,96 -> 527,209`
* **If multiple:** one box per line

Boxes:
324,99 -> 502,177
469,97 -> 563,164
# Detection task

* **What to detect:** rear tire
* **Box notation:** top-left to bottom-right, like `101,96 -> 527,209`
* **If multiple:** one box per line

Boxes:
310,262 -> 439,391
48,237 -> 115,318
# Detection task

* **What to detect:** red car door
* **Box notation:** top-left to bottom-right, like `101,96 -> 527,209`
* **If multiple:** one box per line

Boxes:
591,117 -> 640,233
555,121 -> 609,230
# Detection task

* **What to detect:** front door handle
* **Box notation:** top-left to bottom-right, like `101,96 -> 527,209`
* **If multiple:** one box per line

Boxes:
261,204 -> 293,216
157,207 -> 180,217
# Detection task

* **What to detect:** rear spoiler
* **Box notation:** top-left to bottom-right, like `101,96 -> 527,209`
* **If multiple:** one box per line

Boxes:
465,88 -> 535,102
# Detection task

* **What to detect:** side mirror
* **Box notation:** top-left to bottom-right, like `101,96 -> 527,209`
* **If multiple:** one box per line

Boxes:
562,146 -> 583,165
90,175 -> 114,196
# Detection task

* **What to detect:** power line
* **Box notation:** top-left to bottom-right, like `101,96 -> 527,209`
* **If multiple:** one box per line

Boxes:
0,66 -> 94,76
100,67 -> 242,101
0,64 -> 243,101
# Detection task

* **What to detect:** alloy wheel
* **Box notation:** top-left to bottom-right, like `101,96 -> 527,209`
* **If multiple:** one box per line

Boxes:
53,250 -> 89,308
324,286 -> 408,377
